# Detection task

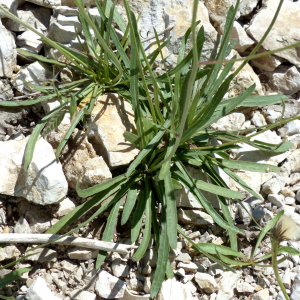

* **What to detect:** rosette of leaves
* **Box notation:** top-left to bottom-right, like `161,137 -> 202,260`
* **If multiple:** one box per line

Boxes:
0,0 -> 299,297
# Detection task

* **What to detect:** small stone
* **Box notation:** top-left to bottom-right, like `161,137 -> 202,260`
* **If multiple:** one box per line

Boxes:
26,276 -> 61,300
253,288 -> 269,300
291,272 -> 300,300
67,247 -> 98,260
251,111 -> 267,127
236,280 -> 255,293
144,277 -> 151,294
14,216 -> 31,233
262,178 -> 282,195
17,30 -> 44,54
26,247 -> 57,262
61,260 -> 78,273
157,277 -> 192,300
176,262 -> 198,272
112,258 -> 130,277
211,113 -> 245,131
174,252 -> 192,263
69,290 -> 96,300
56,198 -> 76,217
282,269 -> 291,289
0,245 -> 21,261
268,194 -> 284,207
194,272 -> 218,293
95,270 -> 126,299
285,197 -> 295,205
178,209 -> 214,225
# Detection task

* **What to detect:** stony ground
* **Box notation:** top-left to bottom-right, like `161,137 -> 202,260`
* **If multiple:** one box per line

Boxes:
1,0 -> 300,300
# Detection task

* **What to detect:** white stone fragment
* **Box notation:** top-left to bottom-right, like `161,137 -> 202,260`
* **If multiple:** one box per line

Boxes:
88,93 -> 139,167
69,290 -> 96,300
157,277 -> 193,300
56,198 -> 75,217
251,111 -> 267,127
26,276 -> 61,300
0,26 -> 17,78
268,194 -> 284,207
61,260 -> 78,273
14,216 -> 31,233
112,258 -> 130,278
252,288 -> 269,300
0,0 -> 17,17
282,269 -> 291,290
17,30 -> 44,54
211,113 -> 245,131
262,178 -> 282,195
216,271 -> 242,300
95,270 -> 126,299
26,0 -> 61,8
236,279 -> 255,293
178,209 -> 214,226
195,272 -> 218,293
0,137 -> 68,205
291,272 -> 300,300
11,61 -> 53,94
26,247 -> 57,262
0,245 -> 21,261
67,247 -> 98,260
177,262 -> 198,272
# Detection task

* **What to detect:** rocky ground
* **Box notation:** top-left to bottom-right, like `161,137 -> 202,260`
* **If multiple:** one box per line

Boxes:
1,0 -> 300,299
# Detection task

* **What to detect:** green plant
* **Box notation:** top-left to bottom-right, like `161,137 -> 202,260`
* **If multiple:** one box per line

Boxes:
0,0 -> 300,298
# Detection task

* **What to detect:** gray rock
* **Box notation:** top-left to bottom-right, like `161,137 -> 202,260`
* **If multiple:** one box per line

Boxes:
67,247 -> 98,260
0,79 -> 13,101
123,287 -> 150,300
268,194 -> 284,207
178,209 -> 214,226
26,247 -> 57,262
17,30 -> 44,54
216,271 -> 242,300
229,21 -> 254,52
174,252 -> 192,263
211,113 -> 245,131
291,272 -> 300,300
55,198 -> 75,217
262,178 -> 283,195
61,260 -> 78,273
112,258 -> 130,278
95,270 -> 126,299
0,0 -> 17,18
252,288 -> 269,300
194,272 -> 218,293
237,202 -> 252,226
0,137 -> 68,205
236,279 -> 255,293
279,120 -> 300,137
69,290 -> 96,300
25,0 -> 61,8
252,205 -> 265,222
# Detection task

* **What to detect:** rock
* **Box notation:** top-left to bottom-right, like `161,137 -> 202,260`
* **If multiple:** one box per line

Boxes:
25,0 -> 61,8
0,245 -> 21,261
237,202 -> 252,226
112,258 -> 130,277
267,65 -> 300,95
126,277 -> 144,292
80,157 -> 112,189
69,290 -> 96,300
262,178 -> 283,195
211,113 -> 245,131
236,279 -> 255,293
291,272 -> 300,300
174,252 -> 192,263
268,194 -> 284,207
25,247 -> 57,262
226,50 -> 264,97
229,21 -> 254,52
178,208 -> 214,226
16,30 -> 44,54
144,277 -> 151,294
95,270 -> 126,299
216,271 -> 242,300
251,111 -> 267,127
194,272 -> 218,293
286,134 -> 300,149
0,25 -> 17,78
26,276 -> 61,300
285,197 -> 295,205
296,189 -> 300,202
3,6 -> 51,32
11,61 -> 53,94
282,150 -> 300,174
252,205 -> 265,222
247,0 -> 300,68
251,47 -> 282,72
0,79 -> 13,101
141,249 -> 157,268
55,197 -> 75,217
88,93 -> 139,167
203,0 -> 259,27
67,247 -> 98,260
0,0 -> 17,17
0,137 -> 68,205
14,216 -> 31,233
279,120 -> 300,137
177,262 -> 198,272
157,277 -> 194,300
175,165 -> 219,209
282,269 -> 291,289
253,288 -> 269,300
61,260 -> 78,273
122,288 -> 150,300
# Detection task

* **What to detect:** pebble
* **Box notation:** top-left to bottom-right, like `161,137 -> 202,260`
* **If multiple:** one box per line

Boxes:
253,288 -> 269,300
236,279 -> 255,293
194,272 -> 218,293
112,258 -> 130,277
291,272 -> 300,300
67,247 -> 98,261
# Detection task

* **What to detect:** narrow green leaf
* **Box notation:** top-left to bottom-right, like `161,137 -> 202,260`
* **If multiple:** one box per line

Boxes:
121,183 -> 138,225
171,178 -> 182,190
239,94 -> 289,107
165,173 -> 177,249
217,251 -> 250,266
96,197 -> 122,269
123,132 -> 140,148
253,210 -> 284,257
255,246 -> 300,262
0,268 -> 31,288
42,109 -> 67,137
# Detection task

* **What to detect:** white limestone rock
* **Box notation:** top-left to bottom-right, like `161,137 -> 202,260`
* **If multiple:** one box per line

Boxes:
69,290 -> 96,300
0,137 -> 68,205
251,47 -> 283,72
112,258 -> 130,278
0,0 -> 17,18
195,272 -> 218,293
0,25 -> 17,78
211,113 -> 245,131
95,270 -> 126,299
25,0 -> 61,8
247,0 -> 300,68
0,80 -> 13,101
11,61 -> 53,94
236,279 -> 255,293
17,30 -> 44,54
25,247 -> 57,262
279,120 -> 300,137
262,178 -> 283,195
216,271 -> 242,300
291,272 -> 300,300
267,65 -> 300,95
0,245 -> 21,261
55,197 -> 75,217
14,216 -> 31,233
88,93 -> 139,167
268,194 -> 284,207
252,288 -> 269,300
67,247 -> 98,260
251,111 -> 267,127
26,276 -> 61,300
178,208 -> 214,226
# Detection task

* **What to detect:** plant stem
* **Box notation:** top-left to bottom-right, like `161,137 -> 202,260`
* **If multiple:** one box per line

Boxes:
271,239 -> 290,300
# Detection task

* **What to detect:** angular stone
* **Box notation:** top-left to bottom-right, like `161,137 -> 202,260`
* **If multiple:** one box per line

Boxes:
26,247 -> 57,262
251,111 -> 267,127
70,290 -> 96,300
67,247 -> 98,260
279,120 -> 300,137
216,271 -> 242,299
251,47 -> 282,72
268,194 -> 284,207
0,0 -> 17,18
157,277 -> 193,300
247,0 -> 300,68
262,178 -> 283,195
0,137 -> 68,205
0,245 -> 21,261
26,0 -> 61,8
61,260 -> 78,273
195,272 -> 218,293
0,79 -> 13,101
11,61 -> 53,94
123,287 -> 150,300
291,272 -> 300,300
253,288 -> 269,300
14,216 -> 31,233
112,258 -> 130,278
0,26 -> 17,78
95,270 -> 126,299
211,113 -> 245,131
178,208 -> 214,226
17,30 -> 44,54
88,93 -> 139,167
55,197 -> 75,217
236,279 -> 255,293
26,276 -> 61,300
